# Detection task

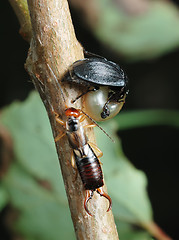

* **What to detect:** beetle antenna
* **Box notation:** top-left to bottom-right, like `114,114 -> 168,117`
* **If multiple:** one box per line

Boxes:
47,63 -> 67,105
83,49 -> 107,60
71,87 -> 93,103
80,109 -> 114,143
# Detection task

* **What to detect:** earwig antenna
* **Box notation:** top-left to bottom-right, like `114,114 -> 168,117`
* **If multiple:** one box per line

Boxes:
80,109 -> 114,143
46,63 -> 67,105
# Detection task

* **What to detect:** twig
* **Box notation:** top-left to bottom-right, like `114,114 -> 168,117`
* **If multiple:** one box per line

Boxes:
143,221 -> 173,240
8,0 -> 32,41
9,0 -> 119,239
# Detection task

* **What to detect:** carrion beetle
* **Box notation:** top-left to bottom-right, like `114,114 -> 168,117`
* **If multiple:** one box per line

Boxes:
62,52 -> 129,121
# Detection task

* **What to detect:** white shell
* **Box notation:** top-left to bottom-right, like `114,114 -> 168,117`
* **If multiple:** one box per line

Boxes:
84,86 -> 124,122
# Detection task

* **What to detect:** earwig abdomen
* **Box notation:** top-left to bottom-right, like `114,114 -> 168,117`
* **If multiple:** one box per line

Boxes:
74,144 -> 104,190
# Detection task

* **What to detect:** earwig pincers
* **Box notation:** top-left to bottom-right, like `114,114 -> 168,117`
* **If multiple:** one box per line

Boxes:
84,188 -> 112,216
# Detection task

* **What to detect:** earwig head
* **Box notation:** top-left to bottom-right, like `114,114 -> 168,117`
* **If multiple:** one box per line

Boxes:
65,107 -> 81,118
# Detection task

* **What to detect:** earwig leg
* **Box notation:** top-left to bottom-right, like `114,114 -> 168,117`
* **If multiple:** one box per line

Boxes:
51,111 -> 66,142
55,132 -> 66,142
84,190 -> 94,216
55,117 -> 65,126
83,124 -> 96,129
70,151 -> 79,181
88,142 -> 103,159
52,111 -> 65,126
96,188 -> 112,213
79,114 -> 87,123
73,168 -> 78,182
71,151 -> 76,168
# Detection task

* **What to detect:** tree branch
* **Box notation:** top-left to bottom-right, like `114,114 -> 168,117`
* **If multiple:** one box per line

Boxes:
9,0 -> 32,41
9,0 -> 119,239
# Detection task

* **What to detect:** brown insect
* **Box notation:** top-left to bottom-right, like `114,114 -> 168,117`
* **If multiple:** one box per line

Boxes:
54,107 -> 112,216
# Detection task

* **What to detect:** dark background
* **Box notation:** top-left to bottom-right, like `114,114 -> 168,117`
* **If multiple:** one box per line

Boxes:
1,1 -> 179,239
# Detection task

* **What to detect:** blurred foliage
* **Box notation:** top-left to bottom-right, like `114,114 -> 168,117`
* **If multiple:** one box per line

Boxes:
114,109 -> 179,130
0,91 -> 177,239
0,187 -> 9,211
115,222 -> 153,240
92,0 -> 179,61
0,92 -> 74,240
95,121 -> 153,224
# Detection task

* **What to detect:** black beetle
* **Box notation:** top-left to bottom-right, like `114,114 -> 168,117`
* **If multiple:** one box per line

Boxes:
62,52 -> 129,121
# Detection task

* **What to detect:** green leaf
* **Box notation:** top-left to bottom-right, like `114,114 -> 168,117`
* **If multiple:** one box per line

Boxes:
116,222 -> 153,240
0,92 -> 66,200
115,109 -> 179,130
0,92 -> 75,240
2,163 -> 75,240
96,120 -> 153,224
95,0 -> 179,61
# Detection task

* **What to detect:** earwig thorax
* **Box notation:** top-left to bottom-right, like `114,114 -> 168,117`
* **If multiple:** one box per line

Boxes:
65,107 -> 81,118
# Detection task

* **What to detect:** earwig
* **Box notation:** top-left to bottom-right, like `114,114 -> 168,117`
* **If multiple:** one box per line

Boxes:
47,64 -> 112,216
54,107 -> 112,216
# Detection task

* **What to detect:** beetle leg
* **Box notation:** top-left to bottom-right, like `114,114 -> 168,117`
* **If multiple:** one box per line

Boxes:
96,188 -> 112,213
101,101 -> 110,119
84,190 -> 94,216
118,99 -> 125,104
